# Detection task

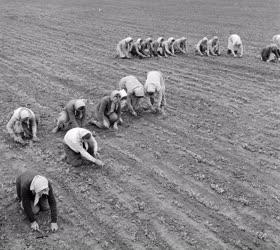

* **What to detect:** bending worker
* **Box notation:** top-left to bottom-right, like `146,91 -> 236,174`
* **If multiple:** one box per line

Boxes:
119,75 -> 145,116
16,171 -> 58,232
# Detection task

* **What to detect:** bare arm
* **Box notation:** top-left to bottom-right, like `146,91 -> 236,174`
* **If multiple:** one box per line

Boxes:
126,43 -> 132,58
30,117 -> 38,138
6,114 -> 17,139
154,89 -> 163,111
170,44 -> 175,55
182,42 -> 187,53
195,41 -> 204,56
126,94 -> 136,115
208,41 -> 215,55
176,42 -> 185,53
164,43 -> 173,56
229,38 -> 237,57
79,144 -> 99,163
240,44 -> 244,57
216,43 -> 221,55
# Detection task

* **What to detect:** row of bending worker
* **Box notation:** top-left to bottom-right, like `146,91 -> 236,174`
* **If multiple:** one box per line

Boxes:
116,34 -> 243,59
116,36 -> 187,59
6,70 -> 167,145
195,34 -> 243,57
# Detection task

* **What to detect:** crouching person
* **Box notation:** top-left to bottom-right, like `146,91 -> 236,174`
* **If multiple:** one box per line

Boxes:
63,127 -> 104,168
144,71 -> 166,115
52,99 -> 86,133
7,107 -> 39,145
261,44 -> 280,63
119,75 -> 145,116
16,171 -> 58,232
89,90 -> 123,130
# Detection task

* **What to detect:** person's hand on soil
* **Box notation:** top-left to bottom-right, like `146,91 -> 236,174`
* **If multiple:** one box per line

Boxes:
32,136 -> 40,142
15,137 -> 26,145
31,221 -> 39,231
95,159 -> 104,167
50,223 -> 58,232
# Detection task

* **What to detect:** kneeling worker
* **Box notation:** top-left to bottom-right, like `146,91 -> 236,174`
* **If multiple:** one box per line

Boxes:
7,107 -> 39,145
63,127 -> 104,167
144,71 -> 166,115
89,90 -> 122,130
52,99 -> 86,133
119,75 -> 145,116
16,171 -> 58,232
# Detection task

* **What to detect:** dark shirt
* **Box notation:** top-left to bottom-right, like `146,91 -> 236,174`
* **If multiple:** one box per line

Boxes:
65,100 -> 86,127
95,96 -> 121,122
16,171 -> 57,223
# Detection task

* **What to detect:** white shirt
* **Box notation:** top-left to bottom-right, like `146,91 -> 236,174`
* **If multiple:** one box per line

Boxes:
64,128 -> 98,162
144,71 -> 164,93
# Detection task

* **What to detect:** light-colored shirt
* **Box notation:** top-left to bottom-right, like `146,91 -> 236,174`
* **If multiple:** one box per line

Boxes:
119,75 -> 143,95
144,71 -> 164,93
144,71 -> 166,109
64,128 -> 98,163
6,107 -> 37,137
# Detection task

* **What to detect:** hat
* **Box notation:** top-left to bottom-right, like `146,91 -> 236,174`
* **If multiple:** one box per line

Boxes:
74,99 -> 85,110
20,109 -> 30,120
134,86 -> 144,97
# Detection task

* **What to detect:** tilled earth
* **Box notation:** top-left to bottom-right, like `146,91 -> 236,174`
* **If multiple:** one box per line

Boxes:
1,0 -> 280,249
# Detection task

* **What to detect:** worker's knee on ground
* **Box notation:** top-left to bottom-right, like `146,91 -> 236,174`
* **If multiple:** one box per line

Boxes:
69,158 -> 83,167
109,113 -> 118,123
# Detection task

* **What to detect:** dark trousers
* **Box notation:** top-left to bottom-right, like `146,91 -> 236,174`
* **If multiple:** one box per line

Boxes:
64,144 -> 93,167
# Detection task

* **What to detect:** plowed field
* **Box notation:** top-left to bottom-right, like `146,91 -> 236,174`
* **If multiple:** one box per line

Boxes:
1,0 -> 280,249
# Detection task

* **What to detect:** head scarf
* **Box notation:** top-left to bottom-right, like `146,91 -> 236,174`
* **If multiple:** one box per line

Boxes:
20,109 -> 30,120
146,83 -> 156,93
119,89 -> 128,100
157,37 -> 164,44
110,90 -> 121,101
30,175 -> 49,206
202,37 -> 208,42
168,37 -> 175,43
74,99 -> 85,110
134,86 -> 145,97
125,37 -> 133,43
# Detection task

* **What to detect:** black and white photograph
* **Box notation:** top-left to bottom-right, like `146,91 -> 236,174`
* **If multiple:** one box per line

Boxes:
0,0 -> 280,249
